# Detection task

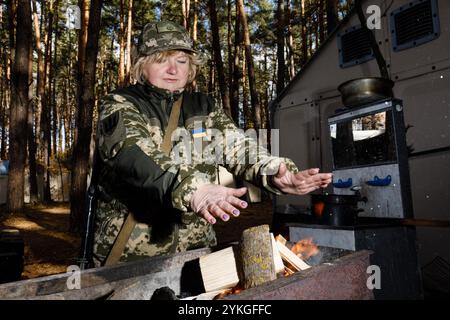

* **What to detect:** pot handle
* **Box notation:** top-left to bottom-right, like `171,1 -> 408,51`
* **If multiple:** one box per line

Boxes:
366,175 -> 392,187
333,178 -> 352,188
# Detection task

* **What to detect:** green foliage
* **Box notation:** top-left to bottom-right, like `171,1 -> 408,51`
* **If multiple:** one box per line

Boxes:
1,0 -> 356,158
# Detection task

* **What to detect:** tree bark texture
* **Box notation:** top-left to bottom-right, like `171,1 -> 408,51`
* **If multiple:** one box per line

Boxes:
7,0 -> 32,213
239,224 -> 276,289
237,0 -> 261,129
326,0 -> 338,35
276,0 -> 285,95
125,0 -> 133,85
70,0 -> 103,233
208,0 -> 231,118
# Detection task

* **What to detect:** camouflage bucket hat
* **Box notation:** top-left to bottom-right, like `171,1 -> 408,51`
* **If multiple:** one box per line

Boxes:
137,21 -> 196,56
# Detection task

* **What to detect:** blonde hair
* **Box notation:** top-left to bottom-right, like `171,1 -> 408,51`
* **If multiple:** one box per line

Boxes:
132,50 -> 202,85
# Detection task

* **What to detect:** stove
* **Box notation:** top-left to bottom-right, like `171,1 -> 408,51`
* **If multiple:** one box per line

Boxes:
273,98 -> 423,299
328,98 -> 412,219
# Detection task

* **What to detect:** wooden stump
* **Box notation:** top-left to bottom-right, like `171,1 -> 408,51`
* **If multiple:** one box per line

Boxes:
239,224 -> 276,289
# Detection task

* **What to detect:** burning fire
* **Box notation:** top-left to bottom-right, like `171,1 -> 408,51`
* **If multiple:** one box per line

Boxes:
214,235 -> 320,298
214,286 -> 243,299
290,237 -> 319,260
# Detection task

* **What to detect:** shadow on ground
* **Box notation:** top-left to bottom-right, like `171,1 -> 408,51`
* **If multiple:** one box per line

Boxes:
0,203 -> 81,279
0,198 -> 274,279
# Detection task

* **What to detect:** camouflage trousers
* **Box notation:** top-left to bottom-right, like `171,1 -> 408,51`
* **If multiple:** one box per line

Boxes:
92,199 -> 217,267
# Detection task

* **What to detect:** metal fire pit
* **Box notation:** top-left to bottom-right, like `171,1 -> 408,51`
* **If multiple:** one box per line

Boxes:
0,246 -> 373,300
222,249 -> 373,300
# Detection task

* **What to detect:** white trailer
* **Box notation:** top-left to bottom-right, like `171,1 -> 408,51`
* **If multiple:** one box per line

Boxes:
271,0 -> 450,267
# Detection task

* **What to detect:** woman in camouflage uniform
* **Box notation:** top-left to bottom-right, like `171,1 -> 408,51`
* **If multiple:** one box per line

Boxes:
93,21 -> 332,266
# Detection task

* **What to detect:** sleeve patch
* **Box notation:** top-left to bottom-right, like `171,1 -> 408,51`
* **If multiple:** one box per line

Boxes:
98,111 -> 127,160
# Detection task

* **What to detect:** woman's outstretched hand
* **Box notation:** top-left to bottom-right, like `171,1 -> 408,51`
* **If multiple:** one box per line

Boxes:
272,162 -> 333,195
190,185 -> 248,224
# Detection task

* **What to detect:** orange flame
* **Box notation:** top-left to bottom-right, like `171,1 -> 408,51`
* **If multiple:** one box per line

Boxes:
314,202 -> 325,217
290,237 -> 319,260
214,285 -> 243,299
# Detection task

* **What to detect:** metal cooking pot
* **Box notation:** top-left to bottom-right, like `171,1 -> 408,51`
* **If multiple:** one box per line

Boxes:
338,77 -> 394,107
311,194 -> 365,226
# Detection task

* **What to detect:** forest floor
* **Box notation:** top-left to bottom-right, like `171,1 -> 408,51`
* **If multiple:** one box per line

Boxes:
0,198 -> 274,280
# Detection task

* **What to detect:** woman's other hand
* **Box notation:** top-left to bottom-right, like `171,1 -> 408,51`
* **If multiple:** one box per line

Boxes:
272,162 -> 332,195
190,185 -> 248,224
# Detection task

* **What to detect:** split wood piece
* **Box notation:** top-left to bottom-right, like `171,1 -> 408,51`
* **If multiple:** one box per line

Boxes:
180,289 -> 226,300
199,246 -> 240,292
285,266 -> 295,275
270,233 -> 285,274
275,234 -> 287,246
239,224 -> 276,289
275,238 -> 311,271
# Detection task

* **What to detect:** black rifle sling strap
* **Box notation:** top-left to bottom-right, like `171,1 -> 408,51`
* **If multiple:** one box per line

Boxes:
79,148 -> 101,270
104,95 -> 183,266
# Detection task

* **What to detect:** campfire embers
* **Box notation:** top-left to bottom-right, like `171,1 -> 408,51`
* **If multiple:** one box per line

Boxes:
190,227 -> 324,300
221,249 -> 373,300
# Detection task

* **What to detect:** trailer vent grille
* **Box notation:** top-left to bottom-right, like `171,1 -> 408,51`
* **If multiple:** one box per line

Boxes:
337,25 -> 374,68
391,0 -> 440,52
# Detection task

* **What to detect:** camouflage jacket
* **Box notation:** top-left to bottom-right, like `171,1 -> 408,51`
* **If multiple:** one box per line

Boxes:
93,82 -> 299,266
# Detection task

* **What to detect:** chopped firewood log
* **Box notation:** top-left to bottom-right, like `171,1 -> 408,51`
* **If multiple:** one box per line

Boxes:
239,225 -> 276,289
199,225 -> 281,293
275,234 -> 287,246
284,266 -> 295,275
180,289 -> 228,300
275,238 -> 311,271
199,246 -> 240,292
270,233 -> 286,274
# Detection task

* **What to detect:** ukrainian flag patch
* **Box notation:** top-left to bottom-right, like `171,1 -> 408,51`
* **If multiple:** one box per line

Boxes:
192,127 -> 207,138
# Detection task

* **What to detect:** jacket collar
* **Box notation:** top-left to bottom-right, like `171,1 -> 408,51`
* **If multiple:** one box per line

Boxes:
139,81 -> 184,101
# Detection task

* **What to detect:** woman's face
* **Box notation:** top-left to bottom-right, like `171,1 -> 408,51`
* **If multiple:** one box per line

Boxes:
143,51 -> 190,92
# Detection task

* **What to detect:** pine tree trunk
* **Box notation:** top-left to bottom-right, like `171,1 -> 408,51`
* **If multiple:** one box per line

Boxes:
326,0 -> 338,35
27,35 -> 38,204
0,52 -> 6,158
4,0 -> 16,161
182,0 -> 190,30
286,0 -> 295,80
208,0 -> 231,117
208,59 -> 215,95
300,0 -> 308,66
73,0 -> 89,165
125,0 -> 133,85
263,51 -> 270,131
8,0 -> 16,72
41,0 -> 54,203
192,0 -> 198,46
7,0 -> 32,213
230,2 -> 241,125
70,0 -> 103,233
32,0 -> 44,166
0,4 -> 5,159
242,57 -> 251,129
314,11 -> 319,49
276,0 -> 285,95
227,0 -> 236,121
78,0 -> 89,79
51,2 -> 60,156
319,0 -> 325,42
237,0 -> 261,129
63,80 -> 71,151
118,0 -> 125,87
